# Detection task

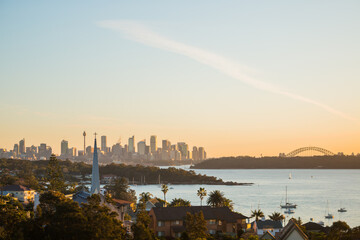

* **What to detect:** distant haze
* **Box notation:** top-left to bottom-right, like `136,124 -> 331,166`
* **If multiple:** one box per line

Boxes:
0,1 -> 359,157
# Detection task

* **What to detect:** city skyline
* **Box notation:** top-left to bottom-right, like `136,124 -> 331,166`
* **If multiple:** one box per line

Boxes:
0,133 -> 208,161
1,1 -> 360,157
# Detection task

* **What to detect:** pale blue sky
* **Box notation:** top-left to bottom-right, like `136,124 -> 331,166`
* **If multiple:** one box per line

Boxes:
1,1 -> 359,156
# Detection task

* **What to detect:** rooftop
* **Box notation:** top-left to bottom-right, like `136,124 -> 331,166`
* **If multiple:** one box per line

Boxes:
151,206 -> 247,222
2,184 -> 32,192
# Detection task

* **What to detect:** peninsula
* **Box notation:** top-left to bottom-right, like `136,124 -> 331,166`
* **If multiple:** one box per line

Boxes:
192,155 -> 360,169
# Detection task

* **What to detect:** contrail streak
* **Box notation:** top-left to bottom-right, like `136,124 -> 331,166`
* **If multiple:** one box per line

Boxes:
97,20 -> 355,121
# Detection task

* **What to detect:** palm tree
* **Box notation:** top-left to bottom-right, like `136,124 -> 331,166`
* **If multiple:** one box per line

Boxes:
251,209 -> 265,221
197,187 -> 207,206
139,192 -> 153,204
268,212 -> 284,222
206,190 -> 224,207
161,184 -> 169,205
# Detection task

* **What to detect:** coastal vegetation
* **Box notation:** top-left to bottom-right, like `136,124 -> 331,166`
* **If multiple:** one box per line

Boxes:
192,155 -> 360,169
0,158 -> 247,186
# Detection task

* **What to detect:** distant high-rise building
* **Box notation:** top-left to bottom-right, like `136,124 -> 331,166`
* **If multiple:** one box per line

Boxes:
39,143 -> 47,158
101,135 -> 107,152
86,146 -> 94,155
128,136 -> 135,153
162,140 -> 171,151
68,147 -> 76,157
61,140 -> 68,156
177,142 -> 189,160
138,140 -> 146,155
145,145 -> 150,155
150,135 -> 157,153
199,147 -> 205,160
30,145 -> 37,154
13,144 -> 19,156
19,139 -> 25,154
192,147 -> 198,161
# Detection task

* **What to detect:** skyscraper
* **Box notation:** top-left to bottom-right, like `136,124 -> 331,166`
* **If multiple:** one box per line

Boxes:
13,144 -> 19,156
19,139 -> 25,154
61,140 -> 68,156
199,147 -> 205,160
192,146 -> 198,161
91,134 -> 100,195
162,140 -> 171,151
128,136 -> 135,153
177,142 -> 189,160
138,140 -> 146,155
101,135 -> 107,152
150,135 -> 157,153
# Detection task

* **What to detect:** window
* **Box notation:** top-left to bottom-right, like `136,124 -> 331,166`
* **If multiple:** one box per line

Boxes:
175,233 -> 182,238
218,220 -> 222,226
209,219 -> 216,225
209,230 -> 216,235
157,231 -> 165,237
157,221 -> 165,227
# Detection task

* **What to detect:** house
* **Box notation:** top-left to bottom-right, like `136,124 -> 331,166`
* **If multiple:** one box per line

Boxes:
112,198 -> 135,221
276,219 -> 309,240
260,231 -> 276,240
72,190 -> 91,205
302,222 -> 330,235
1,185 -> 36,203
101,174 -> 118,184
252,219 -> 283,236
149,206 -> 248,238
145,198 -> 164,211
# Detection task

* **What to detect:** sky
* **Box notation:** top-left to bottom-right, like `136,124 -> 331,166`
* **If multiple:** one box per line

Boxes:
1,1 -> 360,157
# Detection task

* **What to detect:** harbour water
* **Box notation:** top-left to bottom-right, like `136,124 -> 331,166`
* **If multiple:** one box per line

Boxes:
130,167 -> 360,227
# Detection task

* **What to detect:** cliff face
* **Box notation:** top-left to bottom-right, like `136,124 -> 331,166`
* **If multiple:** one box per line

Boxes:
192,156 -> 360,169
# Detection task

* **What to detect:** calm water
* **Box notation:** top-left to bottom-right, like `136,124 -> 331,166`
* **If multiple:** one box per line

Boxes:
130,167 -> 360,227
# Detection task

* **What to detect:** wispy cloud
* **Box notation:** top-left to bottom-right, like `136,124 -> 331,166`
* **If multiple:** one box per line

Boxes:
97,20 -> 355,121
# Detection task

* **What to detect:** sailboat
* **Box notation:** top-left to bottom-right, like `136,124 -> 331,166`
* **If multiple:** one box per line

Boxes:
289,173 -> 292,179
325,201 -> 334,219
280,186 -> 297,209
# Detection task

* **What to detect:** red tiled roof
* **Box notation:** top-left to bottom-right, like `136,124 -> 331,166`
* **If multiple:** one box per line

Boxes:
112,199 -> 132,205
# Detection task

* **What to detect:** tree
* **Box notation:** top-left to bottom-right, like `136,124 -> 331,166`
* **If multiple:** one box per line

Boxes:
268,212 -> 284,221
82,194 -> 129,239
169,198 -> 191,207
251,209 -> 264,221
161,184 -> 168,204
206,190 -> 233,209
46,154 -> 66,193
197,187 -> 207,206
105,177 -> 136,202
36,191 -> 87,239
207,190 -> 224,207
328,221 -> 351,240
0,196 -> 28,240
184,211 -> 208,240
132,207 -> 157,240
139,192 -> 153,204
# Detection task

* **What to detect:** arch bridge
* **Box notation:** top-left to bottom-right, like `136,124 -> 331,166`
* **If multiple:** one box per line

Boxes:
286,146 -> 334,157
